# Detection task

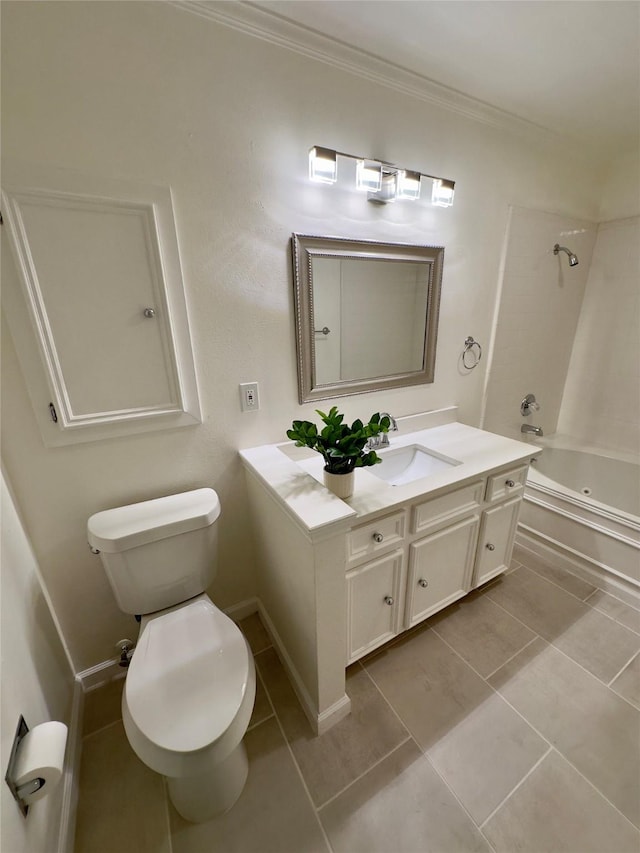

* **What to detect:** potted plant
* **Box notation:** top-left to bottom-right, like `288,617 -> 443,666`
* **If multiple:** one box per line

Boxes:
287,407 -> 391,498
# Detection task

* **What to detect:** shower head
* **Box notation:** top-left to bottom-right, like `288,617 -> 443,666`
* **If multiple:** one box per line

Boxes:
553,244 -> 579,266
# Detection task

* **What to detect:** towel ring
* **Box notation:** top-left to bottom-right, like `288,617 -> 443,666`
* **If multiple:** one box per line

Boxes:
462,336 -> 482,370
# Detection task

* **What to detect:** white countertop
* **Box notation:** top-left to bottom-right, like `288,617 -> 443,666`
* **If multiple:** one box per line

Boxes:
240,417 -> 540,540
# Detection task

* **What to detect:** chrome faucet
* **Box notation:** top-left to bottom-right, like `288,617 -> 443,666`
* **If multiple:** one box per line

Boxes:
367,412 -> 398,449
380,412 -> 398,432
521,424 -> 543,436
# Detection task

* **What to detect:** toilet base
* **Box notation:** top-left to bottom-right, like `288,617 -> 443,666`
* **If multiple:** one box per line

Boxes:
167,740 -> 249,823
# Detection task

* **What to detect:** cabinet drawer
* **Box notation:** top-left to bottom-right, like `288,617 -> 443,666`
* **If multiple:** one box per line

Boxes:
346,549 -> 404,663
405,515 -> 479,628
412,481 -> 484,535
485,465 -> 528,503
347,510 -> 406,566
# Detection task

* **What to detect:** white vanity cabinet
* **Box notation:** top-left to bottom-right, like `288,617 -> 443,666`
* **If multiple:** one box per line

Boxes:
240,418 -> 537,735
344,464 -> 527,663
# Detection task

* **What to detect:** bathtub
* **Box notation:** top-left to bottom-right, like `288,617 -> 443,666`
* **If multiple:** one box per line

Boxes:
518,441 -> 640,596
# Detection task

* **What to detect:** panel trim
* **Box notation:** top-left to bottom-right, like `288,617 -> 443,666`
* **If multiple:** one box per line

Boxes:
2,168 -> 201,446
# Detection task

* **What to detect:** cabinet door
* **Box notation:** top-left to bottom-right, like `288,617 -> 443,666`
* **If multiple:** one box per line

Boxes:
405,515 -> 479,629
346,549 -> 404,664
474,497 -> 522,587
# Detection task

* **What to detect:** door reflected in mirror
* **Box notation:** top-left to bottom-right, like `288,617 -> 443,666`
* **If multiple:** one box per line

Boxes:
292,234 -> 444,403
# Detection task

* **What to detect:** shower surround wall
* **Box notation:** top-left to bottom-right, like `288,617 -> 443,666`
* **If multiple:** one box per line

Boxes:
482,207 -> 597,440
557,216 -> 640,455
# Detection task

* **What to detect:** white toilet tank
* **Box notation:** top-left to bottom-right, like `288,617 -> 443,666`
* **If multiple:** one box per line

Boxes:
87,488 -> 221,615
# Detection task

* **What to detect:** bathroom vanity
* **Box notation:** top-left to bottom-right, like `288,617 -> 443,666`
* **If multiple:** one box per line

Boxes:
240,409 -> 538,734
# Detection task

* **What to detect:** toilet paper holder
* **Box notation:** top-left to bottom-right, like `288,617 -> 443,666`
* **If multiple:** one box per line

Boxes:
5,715 -> 67,817
5,716 -> 33,816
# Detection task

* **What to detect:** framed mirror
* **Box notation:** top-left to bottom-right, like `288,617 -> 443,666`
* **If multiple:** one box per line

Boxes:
292,234 -> 444,403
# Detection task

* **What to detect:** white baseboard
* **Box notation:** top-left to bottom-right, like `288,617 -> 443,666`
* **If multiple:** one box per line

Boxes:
224,597 -> 259,622
77,658 -> 126,692
516,526 -> 640,604
57,679 -> 84,853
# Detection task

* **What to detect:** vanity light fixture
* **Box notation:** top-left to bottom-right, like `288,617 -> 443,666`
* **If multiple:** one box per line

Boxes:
431,178 -> 455,208
356,159 -> 383,192
309,146 -> 338,184
396,169 -> 422,201
308,146 -> 455,207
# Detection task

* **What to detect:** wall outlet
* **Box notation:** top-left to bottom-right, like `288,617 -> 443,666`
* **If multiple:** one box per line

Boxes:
239,382 -> 260,412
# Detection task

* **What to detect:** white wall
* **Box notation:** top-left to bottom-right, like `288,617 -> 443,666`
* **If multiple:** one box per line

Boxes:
1,1 -> 605,671
598,148 -> 640,222
1,471 -> 75,853
557,215 -> 640,454
481,206 -> 597,440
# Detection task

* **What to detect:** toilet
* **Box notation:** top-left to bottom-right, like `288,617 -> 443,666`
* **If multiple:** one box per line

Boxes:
87,488 -> 256,823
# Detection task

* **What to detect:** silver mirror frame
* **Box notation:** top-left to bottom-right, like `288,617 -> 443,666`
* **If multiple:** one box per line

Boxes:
291,233 -> 444,404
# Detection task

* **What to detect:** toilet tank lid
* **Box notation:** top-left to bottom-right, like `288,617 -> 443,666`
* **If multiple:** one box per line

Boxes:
87,488 -> 221,553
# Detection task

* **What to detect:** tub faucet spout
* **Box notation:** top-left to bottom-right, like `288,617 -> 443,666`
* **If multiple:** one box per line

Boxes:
521,424 -> 543,436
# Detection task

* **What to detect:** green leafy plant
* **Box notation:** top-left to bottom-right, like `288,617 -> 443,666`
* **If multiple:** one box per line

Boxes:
287,407 -> 391,475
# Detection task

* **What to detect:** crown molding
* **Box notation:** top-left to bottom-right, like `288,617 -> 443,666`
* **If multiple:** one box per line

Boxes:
171,0 -> 566,148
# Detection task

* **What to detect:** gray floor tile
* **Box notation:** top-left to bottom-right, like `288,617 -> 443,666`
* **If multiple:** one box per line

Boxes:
487,567 -> 640,682
587,589 -> 640,634
512,545 -> 597,599
364,626 -> 492,750
429,590 -> 537,677
238,612 -> 271,654
74,721 -> 170,853
170,718 -> 328,853
256,648 -> 408,807
427,692 -> 548,824
611,652 -> 640,709
486,567 -> 587,637
489,638 -> 640,828
483,749 -> 640,853
248,671 -> 273,729
365,626 -> 547,823
82,674 -> 125,737
319,739 -> 491,853
551,604 -> 640,683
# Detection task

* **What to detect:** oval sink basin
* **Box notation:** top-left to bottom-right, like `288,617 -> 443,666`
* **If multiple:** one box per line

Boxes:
371,444 -> 461,486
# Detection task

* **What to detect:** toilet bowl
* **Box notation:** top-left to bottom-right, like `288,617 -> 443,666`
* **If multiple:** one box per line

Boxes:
123,595 -> 256,820
87,488 -> 255,823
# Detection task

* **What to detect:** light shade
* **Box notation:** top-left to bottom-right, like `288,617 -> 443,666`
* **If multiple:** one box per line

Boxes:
396,170 -> 421,200
356,159 -> 382,192
309,147 -> 337,184
432,178 -> 455,207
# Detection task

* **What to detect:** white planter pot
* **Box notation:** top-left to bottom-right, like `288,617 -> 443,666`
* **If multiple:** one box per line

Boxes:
323,469 -> 355,499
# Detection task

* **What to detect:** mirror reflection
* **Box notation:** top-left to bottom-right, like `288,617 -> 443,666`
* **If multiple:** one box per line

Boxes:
292,234 -> 444,403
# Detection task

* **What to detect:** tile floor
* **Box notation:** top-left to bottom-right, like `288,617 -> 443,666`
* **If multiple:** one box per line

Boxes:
74,546 -> 640,853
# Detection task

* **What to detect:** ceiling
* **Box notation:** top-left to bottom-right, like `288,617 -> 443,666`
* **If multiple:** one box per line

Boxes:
247,0 -> 639,161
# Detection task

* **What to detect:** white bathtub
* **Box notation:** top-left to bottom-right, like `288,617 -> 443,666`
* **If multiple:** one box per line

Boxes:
518,442 -> 640,596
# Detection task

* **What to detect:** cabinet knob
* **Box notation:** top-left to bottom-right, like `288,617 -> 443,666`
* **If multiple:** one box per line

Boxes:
505,479 -> 515,488
418,578 -> 429,588
486,543 -> 495,551
384,596 -> 394,606
372,532 -> 384,543
143,307 -> 156,318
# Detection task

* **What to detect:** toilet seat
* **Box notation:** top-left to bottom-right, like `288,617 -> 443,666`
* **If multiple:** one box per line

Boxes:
123,596 -> 256,778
